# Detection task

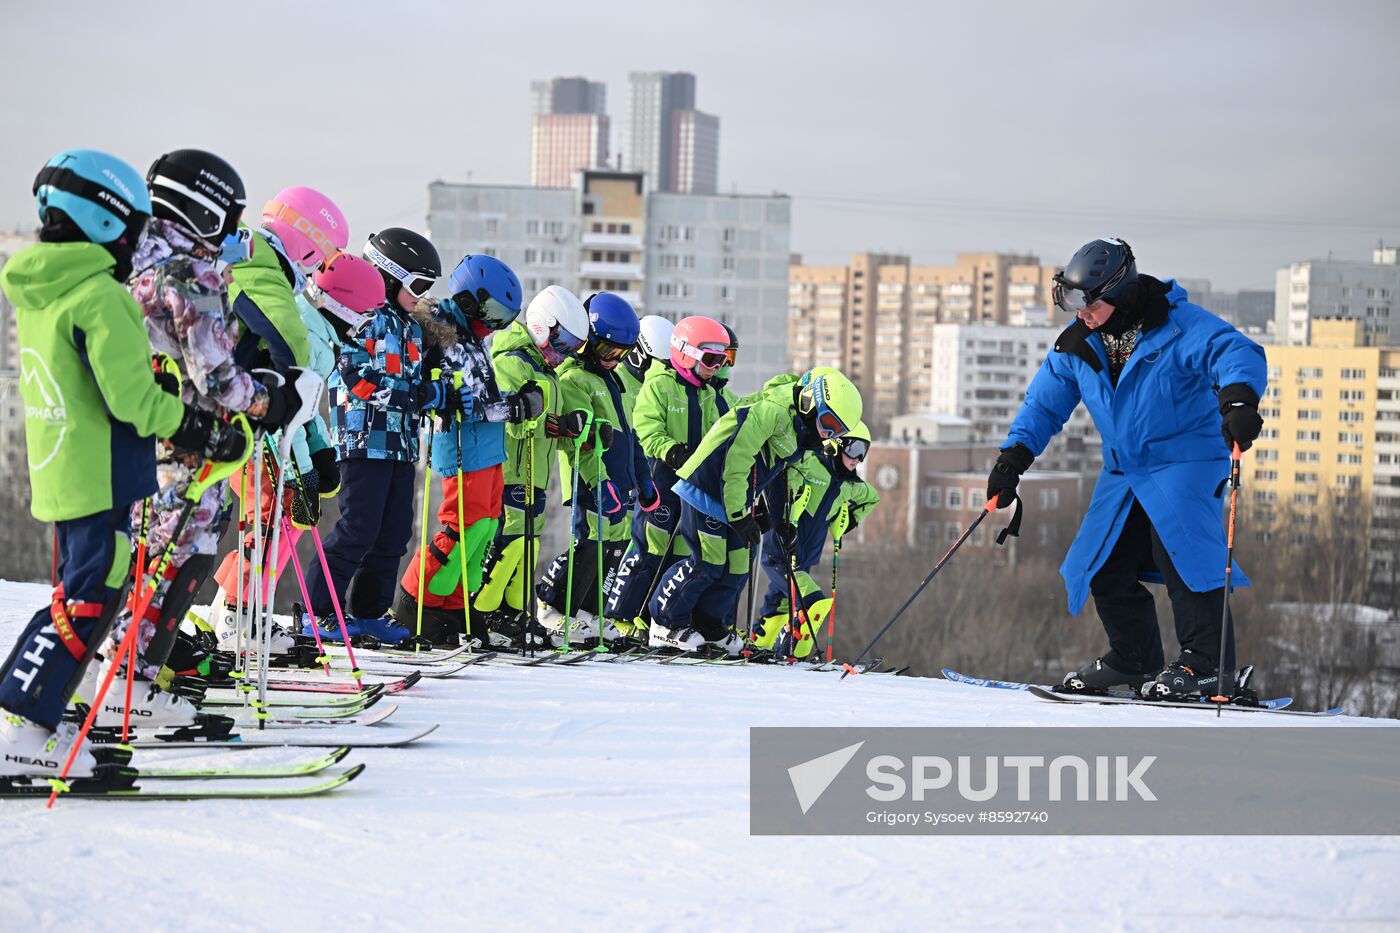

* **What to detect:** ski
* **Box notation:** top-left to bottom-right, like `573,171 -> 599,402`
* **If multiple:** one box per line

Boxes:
226,702 -> 398,729
135,747 -> 352,779
940,668 -> 1030,690
260,670 -> 423,694
124,723 -> 439,749
1025,685 -> 1339,716
200,685 -> 385,711
6,765 -> 366,800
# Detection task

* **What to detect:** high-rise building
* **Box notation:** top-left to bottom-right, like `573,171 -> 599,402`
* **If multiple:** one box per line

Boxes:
644,191 -> 791,396
625,72 -> 719,194
578,171 -> 647,312
671,110 -> 718,195
529,76 -> 609,189
1274,247 -> 1400,346
0,232 -> 36,371
788,252 -> 1059,427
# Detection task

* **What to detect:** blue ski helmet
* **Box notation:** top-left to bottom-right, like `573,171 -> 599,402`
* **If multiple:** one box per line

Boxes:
33,149 -> 151,245
449,254 -> 522,331
583,292 -> 640,362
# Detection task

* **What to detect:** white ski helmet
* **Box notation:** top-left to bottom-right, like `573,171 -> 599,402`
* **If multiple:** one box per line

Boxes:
636,315 -> 675,362
525,285 -> 588,368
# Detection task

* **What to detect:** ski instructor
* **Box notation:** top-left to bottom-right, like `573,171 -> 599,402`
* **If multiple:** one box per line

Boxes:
987,238 -> 1266,700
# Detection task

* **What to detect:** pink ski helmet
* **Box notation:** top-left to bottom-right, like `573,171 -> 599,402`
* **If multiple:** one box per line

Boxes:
670,315 -> 730,372
310,252 -> 384,331
262,185 -> 348,273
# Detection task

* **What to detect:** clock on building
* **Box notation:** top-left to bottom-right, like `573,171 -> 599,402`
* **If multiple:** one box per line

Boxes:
875,464 -> 900,491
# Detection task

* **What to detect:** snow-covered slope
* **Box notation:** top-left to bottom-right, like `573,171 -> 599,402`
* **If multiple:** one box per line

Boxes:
1,579 -> 1396,932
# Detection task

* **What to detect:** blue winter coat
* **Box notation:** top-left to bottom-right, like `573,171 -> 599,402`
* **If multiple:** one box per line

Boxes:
1002,280 -> 1267,615
414,299 -> 508,477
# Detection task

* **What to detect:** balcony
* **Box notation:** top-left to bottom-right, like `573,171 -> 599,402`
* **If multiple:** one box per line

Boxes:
581,231 -> 643,250
579,261 -> 643,279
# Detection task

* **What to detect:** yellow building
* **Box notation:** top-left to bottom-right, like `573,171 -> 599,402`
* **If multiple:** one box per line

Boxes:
1252,319 -> 1400,528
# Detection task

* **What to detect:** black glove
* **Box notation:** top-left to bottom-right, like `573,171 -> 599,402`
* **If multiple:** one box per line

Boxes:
288,470 -> 321,529
730,513 -> 762,548
168,407 -> 248,462
664,444 -> 691,469
775,521 -> 799,555
259,377 -> 306,429
546,411 -> 588,439
311,447 -> 340,498
153,364 -> 180,396
986,443 -> 1034,510
505,382 -> 545,423
1218,383 -> 1263,453
595,421 -> 615,450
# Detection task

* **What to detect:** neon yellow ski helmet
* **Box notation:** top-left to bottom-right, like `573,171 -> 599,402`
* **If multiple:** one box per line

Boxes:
798,370 -> 862,440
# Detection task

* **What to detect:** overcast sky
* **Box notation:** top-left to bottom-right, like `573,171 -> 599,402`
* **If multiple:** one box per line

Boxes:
3,0 -> 1397,290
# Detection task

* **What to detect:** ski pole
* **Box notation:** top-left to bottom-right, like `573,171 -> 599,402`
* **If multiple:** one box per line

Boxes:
281,516 -> 329,675
743,469 -> 759,644
524,427 -> 537,656
1212,443 -> 1244,713
594,432 -> 608,654
827,507 -> 846,664
841,493 -> 1001,680
123,498 -> 149,740
640,515 -> 681,623
47,416 -> 252,807
308,524 -> 360,681
416,368 -> 441,646
561,411 -> 595,651
453,371 -> 472,644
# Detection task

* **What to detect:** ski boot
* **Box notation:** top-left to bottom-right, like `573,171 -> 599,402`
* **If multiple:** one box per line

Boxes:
1139,649 -> 1221,700
478,609 -> 548,652
707,631 -> 745,658
1061,656 -> 1154,694
391,591 -> 464,648
164,628 -> 234,682
649,622 -> 706,652
0,712 -> 100,779
209,599 -> 297,655
539,606 -> 596,647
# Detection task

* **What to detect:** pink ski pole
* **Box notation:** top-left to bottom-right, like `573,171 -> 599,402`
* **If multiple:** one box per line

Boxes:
282,518 -> 330,677
309,525 -> 361,682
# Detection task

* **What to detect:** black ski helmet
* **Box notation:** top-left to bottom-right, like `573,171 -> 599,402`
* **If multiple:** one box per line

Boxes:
145,149 -> 246,244
1054,238 -> 1136,313
363,227 -> 442,301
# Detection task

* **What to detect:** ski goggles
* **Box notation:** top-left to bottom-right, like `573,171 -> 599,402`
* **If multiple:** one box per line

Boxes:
262,199 -> 340,265
149,165 -> 245,242
676,340 -> 729,369
540,322 -> 586,367
841,437 -> 870,461
364,243 -> 437,298
454,289 -> 519,331
590,336 -> 633,363
1053,264 -> 1130,314
724,346 -> 738,367
306,283 -> 371,331
215,228 -> 255,271
804,389 -> 851,440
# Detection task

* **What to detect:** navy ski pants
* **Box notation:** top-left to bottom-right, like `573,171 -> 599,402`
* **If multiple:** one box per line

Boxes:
306,459 -> 417,619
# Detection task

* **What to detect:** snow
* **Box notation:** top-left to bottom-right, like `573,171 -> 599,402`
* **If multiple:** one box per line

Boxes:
2,578 -> 1398,932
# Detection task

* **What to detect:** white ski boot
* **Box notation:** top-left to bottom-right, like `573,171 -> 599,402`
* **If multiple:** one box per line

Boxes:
709,632 -> 745,657
0,712 -> 96,777
209,597 -> 295,655
78,656 -> 199,729
649,622 -> 705,651
539,607 -> 596,647
597,616 -> 624,643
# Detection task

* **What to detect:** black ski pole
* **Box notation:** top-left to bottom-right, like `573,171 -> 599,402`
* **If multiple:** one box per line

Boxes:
841,493 -> 1012,679
639,518 -> 681,624
1213,443 -> 1243,714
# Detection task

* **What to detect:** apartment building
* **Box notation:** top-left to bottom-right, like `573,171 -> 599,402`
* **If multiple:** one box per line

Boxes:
1274,246 -> 1400,346
529,76 -> 609,188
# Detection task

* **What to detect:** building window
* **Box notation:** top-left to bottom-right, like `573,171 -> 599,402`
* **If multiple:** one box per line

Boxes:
620,223 -> 631,234
947,488 -> 964,509
1296,430 -> 1321,442
946,522 -> 960,543
1341,368 -> 1367,380
1298,387 -> 1322,400
1295,472 -> 1319,484
1298,409 -> 1322,421
1255,469 -> 1279,482
1039,488 -> 1060,510
485,218 -> 498,237
969,489 -> 985,509
1295,451 -> 1319,463
1340,389 -> 1365,402
924,487 -> 942,508
1340,411 -> 1366,424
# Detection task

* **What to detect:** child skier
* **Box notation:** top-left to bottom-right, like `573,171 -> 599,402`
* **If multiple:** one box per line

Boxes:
0,149 -> 244,777
394,254 -> 543,647
650,369 -> 862,653
209,251 -> 386,642
753,421 -> 879,657
302,228 -> 443,646
604,316 -> 729,642
473,286 -> 589,648
99,149 -> 313,724
535,292 -> 643,645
